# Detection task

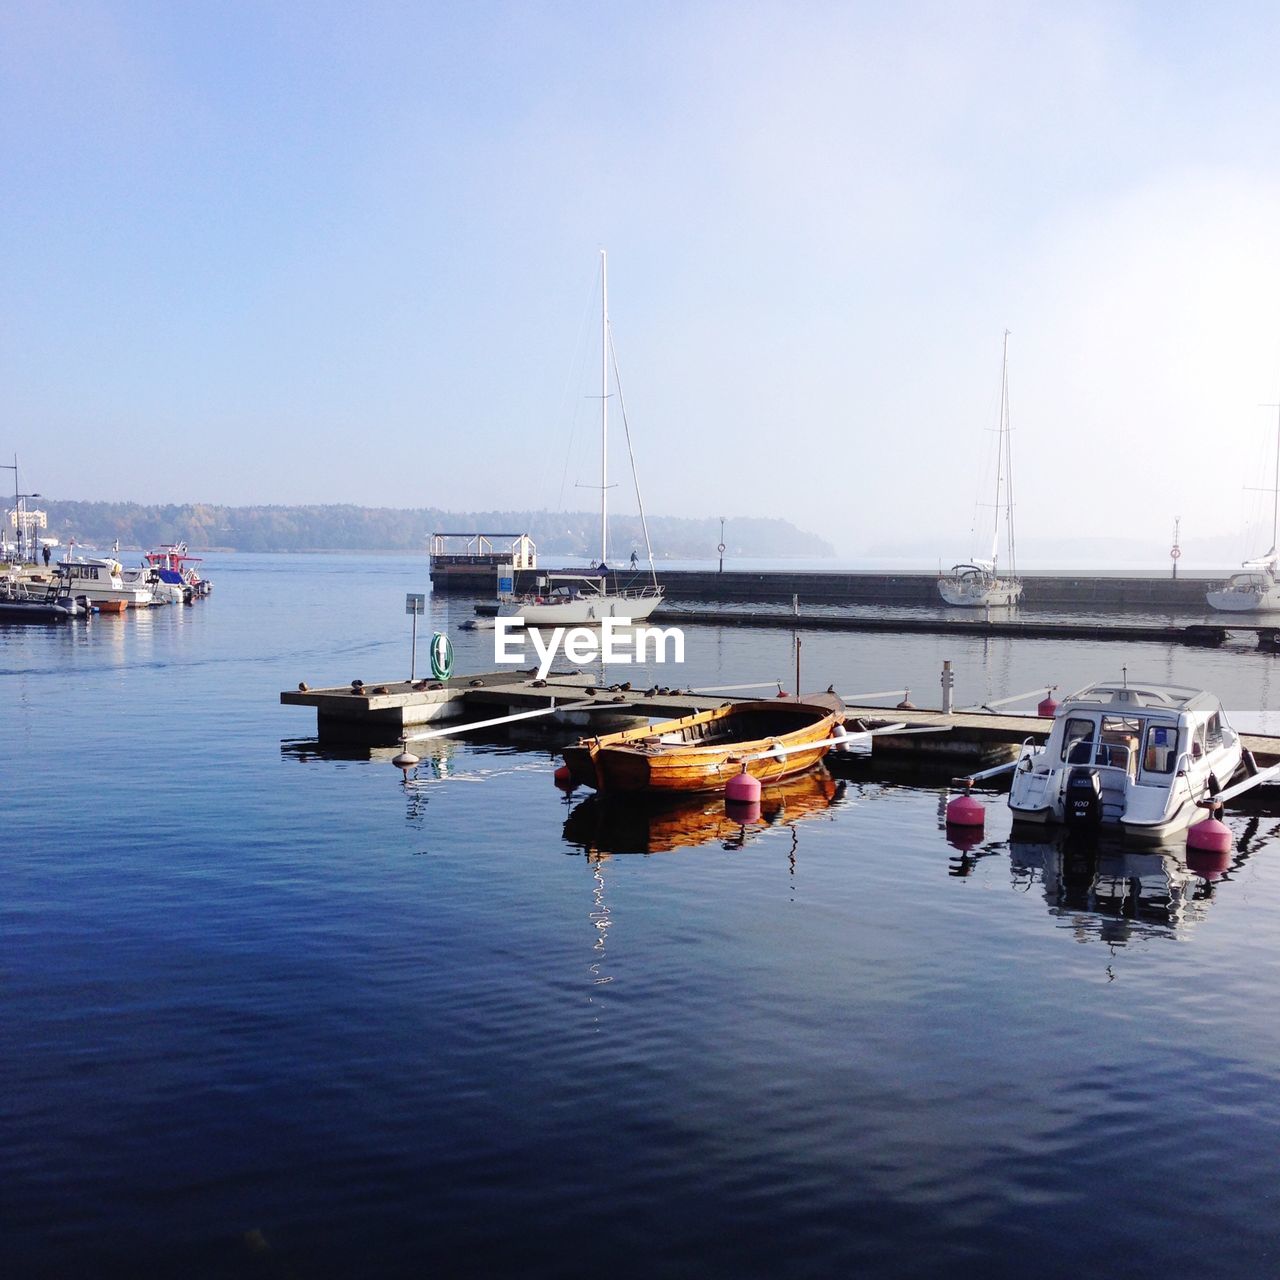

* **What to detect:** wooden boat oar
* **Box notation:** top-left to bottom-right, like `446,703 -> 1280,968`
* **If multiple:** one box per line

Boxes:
736,723 -> 950,763
401,699 -> 598,744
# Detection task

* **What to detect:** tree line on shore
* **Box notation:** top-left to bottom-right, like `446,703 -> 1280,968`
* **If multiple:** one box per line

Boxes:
35,500 -> 834,558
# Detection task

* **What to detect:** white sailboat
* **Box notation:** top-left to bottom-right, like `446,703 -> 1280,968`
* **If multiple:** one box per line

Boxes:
1206,407 -> 1280,612
939,330 -> 1023,608
501,250 -> 663,627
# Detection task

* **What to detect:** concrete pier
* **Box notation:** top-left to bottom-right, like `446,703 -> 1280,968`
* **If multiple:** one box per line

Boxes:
651,608 -> 1259,648
431,564 -> 1231,610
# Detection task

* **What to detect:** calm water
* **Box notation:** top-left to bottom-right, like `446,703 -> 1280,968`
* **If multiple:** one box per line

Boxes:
5,553 -> 1280,1277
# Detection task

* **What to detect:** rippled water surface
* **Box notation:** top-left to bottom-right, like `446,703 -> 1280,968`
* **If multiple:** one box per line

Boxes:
5,554 -> 1280,1277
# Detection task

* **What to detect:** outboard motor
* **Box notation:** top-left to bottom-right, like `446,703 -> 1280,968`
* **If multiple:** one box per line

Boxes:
1064,767 -> 1103,829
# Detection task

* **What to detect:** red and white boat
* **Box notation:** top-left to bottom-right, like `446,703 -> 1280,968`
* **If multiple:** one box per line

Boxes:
144,543 -> 212,598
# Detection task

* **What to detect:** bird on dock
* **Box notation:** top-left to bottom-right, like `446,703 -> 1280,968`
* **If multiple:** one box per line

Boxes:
298,681 -> 310,692
351,679 -> 364,692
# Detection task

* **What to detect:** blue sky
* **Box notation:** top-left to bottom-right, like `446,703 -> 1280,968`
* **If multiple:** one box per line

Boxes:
5,1 -> 1280,559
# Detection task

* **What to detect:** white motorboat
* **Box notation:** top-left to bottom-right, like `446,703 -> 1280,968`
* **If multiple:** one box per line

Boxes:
939,330 -> 1022,608
500,250 -> 662,628
57,557 -> 154,608
1208,408 -> 1280,612
1007,680 -> 1244,842
121,563 -> 184,604
145,543 -> 212,597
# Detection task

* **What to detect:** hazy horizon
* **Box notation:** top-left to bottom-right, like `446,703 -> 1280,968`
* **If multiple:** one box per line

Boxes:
5,3 -> 1280,558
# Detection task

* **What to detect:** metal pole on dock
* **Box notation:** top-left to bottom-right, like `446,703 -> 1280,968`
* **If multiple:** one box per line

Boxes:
941,660 -> 954,714
795,635 -> 802,699
406,593 -> 425,680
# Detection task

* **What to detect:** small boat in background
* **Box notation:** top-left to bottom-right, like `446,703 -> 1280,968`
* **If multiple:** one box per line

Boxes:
145,543 -> 212,597
0,564 -> 89,620
564,693 -> 845,794
939,330 -> 1022,608
57,557 -> 154,608
499,251 -> 661,627
0,580 -> 77,620
1207,407 -> 1280,612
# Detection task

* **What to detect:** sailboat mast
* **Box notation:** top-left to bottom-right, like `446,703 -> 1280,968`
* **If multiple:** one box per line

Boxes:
600,248 -> 608,569
990,330 -> 1010,571
1272,403 -> 1279,555
1003,329 -> 1017,580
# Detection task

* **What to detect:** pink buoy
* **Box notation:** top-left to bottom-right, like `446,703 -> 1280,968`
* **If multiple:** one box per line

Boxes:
553,765 -> 575,791
1186,814 -> 1231,855
945,792 -> 985,827
1037,691 -> 1059,718
725,769 -> 762,804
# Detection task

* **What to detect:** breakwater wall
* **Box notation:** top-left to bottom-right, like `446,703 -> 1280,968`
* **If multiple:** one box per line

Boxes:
430,564 -> 1222,609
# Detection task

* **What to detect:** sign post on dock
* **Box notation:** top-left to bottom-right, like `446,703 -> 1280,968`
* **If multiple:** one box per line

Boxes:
406,593 -> 426,679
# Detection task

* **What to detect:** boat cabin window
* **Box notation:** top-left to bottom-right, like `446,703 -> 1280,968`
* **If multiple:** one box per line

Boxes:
1192,722 -> 1207,760
1205,713 -> 1223,749
1142,723 -> 1179,774
1061,717 -> 1096,762
1098,714 -> 1141,771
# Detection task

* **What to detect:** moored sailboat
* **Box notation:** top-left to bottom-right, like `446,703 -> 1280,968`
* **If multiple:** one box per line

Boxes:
939,330 -> 1023,608
1207,407 -> 1280,612
500,250 -> 662,627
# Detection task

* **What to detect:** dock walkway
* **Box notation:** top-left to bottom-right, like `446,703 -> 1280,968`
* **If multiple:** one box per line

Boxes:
281,672 -> 1280,768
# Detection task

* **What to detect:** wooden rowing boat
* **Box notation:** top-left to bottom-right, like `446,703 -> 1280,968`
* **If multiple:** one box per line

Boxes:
563,693 -> 845,794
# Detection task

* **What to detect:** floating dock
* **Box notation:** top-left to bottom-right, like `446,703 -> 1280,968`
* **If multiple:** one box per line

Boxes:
651,608 -> 1277,649
281,671 -> 1280,768
468,604 -> 1278,649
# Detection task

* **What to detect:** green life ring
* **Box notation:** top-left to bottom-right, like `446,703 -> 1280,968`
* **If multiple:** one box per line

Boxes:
430,632 -> 454,680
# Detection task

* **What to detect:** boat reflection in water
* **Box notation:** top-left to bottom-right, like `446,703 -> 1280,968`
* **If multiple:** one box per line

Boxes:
1005,830 -> 1257,945
562,767 -> 846,857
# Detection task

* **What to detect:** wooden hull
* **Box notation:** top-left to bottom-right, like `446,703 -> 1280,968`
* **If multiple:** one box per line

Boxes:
566,696 -> 844,795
